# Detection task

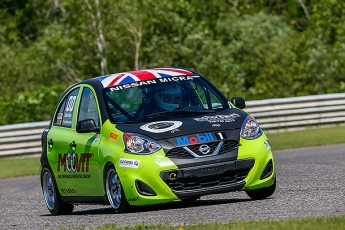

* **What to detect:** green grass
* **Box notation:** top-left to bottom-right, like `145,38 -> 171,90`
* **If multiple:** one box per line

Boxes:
63,215 -> 345,230
266,125 -> 345,150
0,155 -> 40,179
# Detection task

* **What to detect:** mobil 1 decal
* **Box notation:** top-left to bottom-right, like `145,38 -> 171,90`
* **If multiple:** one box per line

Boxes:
176,132 -> 227,146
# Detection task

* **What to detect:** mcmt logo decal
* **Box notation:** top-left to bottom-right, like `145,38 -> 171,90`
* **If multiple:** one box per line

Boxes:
57,152 -> 93,172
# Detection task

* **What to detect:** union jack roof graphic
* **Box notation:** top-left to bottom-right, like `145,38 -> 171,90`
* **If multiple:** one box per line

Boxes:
94,68 -> 194,87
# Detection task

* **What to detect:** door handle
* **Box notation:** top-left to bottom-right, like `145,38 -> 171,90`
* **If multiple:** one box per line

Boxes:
48,139 -> 54,146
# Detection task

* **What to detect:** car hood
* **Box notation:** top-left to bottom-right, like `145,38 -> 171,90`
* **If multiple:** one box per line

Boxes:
115,108 -> 248,140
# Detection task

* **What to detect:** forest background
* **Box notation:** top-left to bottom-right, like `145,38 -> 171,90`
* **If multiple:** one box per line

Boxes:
1,0 -> 345,125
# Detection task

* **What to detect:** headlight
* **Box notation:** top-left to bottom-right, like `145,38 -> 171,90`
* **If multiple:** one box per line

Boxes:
240,115 -> 263,140
123,133 -> 161,154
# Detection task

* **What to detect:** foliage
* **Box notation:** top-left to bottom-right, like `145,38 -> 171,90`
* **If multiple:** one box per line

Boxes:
0,84 -> 68,125
1,0 -> 345,125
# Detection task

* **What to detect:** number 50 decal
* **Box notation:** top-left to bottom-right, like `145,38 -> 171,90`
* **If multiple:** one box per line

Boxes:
66,96 -> 77,112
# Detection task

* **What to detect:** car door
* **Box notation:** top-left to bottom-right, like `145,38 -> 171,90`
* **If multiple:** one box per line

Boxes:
47,87 -> 83,195
73,86 -> 103,196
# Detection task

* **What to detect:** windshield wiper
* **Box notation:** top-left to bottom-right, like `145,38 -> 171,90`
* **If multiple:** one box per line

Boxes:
148,109 -> 215,118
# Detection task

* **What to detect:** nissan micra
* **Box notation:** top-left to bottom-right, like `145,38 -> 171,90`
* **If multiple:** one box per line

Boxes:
40,67 -> 276,215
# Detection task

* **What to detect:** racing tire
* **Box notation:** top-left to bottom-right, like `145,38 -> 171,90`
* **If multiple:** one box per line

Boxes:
105,164 -> 130,213
41,167 -> 74,215
245,177 -> 276,200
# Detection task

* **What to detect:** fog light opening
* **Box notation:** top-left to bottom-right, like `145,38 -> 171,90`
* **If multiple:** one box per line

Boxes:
260,159 -> 273,180
135,180 -> 157,196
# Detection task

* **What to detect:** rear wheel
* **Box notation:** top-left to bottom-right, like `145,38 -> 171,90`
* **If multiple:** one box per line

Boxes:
246,177 -> 276,200
105,164 -> 130,213
41,168 -> 74,215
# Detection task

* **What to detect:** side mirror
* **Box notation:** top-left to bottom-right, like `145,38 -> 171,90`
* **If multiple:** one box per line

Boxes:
76,119 -> 100,133
230,96 -> 246,109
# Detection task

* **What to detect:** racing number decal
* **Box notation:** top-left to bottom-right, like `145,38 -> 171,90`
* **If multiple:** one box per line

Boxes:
65,96 -> 77,112
215,132 -> 227,140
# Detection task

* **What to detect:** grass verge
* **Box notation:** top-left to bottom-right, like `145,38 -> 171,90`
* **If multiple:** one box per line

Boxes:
0,155 -> 40,179
63,215 -> 345,229
266,125 -> 345,150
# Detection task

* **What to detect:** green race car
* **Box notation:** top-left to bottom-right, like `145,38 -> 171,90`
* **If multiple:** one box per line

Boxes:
40,67 -> 276,215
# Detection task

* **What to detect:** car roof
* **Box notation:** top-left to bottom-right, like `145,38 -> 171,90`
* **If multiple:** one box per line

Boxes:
92,67 -> 197,88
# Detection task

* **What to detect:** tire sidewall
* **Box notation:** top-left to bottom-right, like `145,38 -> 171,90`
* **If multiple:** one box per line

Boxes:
105,164 -> 129,213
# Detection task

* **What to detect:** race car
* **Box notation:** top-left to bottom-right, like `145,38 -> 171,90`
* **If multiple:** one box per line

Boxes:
40,67 -> 276,215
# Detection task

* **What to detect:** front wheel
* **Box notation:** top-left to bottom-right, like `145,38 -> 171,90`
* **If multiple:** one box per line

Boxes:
105,164 -> 130,213
41,167 -> 74,215
246,177 -> 276,200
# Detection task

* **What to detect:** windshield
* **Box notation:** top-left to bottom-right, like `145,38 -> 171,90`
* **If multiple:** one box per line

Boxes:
103,75 -> 229,123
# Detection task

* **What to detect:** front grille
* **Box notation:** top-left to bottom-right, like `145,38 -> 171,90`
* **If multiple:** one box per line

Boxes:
165,169 -> 250,192
166,140 -> 239,159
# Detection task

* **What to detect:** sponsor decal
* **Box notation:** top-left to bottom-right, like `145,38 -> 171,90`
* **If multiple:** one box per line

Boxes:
57,152 -> 93,173
64,112 -> 72,118
264,140 -> 271,150
176,132 -> 227,146
58,174 -> 91,179
109,131 -> 118,141
212,124 -> 221,127
60,188 -> 77,195
169,172 -> 177,180
140,121 -> 182,133
109,76 -> 195,91
119,158 -> 140,168
127,197 -> 139,202
171,129 -> 180,133
176,133 -> 214,146
193,113 -> 240,123
57,113 -> 63,120
201,167 -> 219,174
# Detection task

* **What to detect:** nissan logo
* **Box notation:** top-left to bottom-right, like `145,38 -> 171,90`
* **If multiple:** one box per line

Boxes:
199,144 -> 211,155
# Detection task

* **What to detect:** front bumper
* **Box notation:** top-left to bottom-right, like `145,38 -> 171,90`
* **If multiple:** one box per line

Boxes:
160,159 -> 254,198
119,133 -> 275,205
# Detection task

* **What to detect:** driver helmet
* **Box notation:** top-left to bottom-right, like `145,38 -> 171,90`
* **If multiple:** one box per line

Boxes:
155,83 -> 182,111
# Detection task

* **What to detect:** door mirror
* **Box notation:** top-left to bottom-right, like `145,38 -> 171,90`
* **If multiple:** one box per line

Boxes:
76,119 -> 100,133
230,96 -> 246,109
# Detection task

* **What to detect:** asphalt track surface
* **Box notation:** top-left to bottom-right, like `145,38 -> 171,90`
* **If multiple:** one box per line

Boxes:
1,144 -> 345,230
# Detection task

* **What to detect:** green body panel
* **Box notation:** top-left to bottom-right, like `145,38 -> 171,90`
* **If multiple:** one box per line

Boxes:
99,120 -> 179,205
238,132 -> 275,190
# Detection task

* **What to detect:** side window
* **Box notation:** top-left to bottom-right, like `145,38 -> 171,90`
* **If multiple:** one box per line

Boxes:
191,81 -> 223,109
78,88 -> 100,127
54,88 -> 80,127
